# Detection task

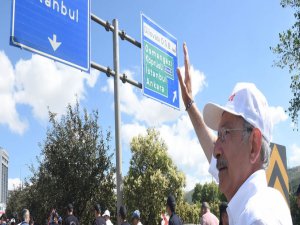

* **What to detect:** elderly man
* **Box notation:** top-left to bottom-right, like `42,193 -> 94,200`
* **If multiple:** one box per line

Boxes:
200,202 -> 218,225
177,43 -> 292,225
21,209 -> 30,225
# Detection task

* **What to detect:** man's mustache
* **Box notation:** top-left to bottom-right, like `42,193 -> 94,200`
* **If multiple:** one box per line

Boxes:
216,158 -> 228,171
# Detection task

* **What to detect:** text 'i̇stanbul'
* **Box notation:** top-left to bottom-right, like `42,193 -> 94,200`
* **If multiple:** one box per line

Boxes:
39,0 -> 79,23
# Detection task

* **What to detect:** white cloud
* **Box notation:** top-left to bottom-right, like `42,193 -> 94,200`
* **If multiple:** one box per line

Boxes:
8,178 -> 22,190
121,122 -> 147,146
0,51 -> 100,134
269,106 -> 288,126
178,65 -> 207,100
158,115 -> 211,187
185,174 -> 213,191
288,144 -> 300,168
14,54 -> 99,120
0,51 -> 28,134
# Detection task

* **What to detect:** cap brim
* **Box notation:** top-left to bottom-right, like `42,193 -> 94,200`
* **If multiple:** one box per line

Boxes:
203,103 -> 241,130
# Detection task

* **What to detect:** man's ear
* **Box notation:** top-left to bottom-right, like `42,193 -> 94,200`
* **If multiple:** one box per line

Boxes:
249,128 -> 262,165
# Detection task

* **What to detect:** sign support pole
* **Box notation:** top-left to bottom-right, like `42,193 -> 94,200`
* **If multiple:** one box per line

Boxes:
90,15 -> 142,224
113,19 -> 123,224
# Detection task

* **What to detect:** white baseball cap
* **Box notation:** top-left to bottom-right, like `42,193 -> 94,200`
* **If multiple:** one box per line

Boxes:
103,210 -> 110,217
203,82 -> 272,143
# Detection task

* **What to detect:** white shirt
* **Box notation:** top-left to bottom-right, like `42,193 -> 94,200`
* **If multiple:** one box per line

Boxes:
209,157 -> 293,225
106,219 -> 113,225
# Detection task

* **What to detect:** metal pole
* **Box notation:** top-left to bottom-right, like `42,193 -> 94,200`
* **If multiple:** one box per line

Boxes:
91,62 -> 143,89
113,19 -> 122,224
91,14 -> 141,48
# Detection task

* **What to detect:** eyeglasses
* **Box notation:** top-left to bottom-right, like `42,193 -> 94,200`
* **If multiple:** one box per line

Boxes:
217,127 -> 253,143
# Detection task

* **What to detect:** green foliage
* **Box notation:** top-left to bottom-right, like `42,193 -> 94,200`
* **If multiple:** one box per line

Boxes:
288,165 -> 300,193
123,128 -> 185,225
192,183 -> 203,204
289,193 -> 300,224
184,189 -> 194,203
6,184 -> 32,222
191,182 -> 226,217
6,101 -> 116,224
176,202 -> 200,224
272,0 -> 300,127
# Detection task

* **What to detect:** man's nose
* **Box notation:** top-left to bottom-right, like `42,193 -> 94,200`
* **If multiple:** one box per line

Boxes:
213,139 -> 222,158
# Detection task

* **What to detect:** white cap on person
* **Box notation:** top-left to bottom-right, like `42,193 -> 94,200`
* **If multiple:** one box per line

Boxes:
103,210 -> 110,217
203,82 -> 273,143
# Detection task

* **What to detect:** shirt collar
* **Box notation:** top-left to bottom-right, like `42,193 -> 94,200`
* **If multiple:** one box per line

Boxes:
227,169 -> 267,224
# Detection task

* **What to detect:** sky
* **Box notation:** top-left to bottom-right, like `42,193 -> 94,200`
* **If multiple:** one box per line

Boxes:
1,0 -> 300,192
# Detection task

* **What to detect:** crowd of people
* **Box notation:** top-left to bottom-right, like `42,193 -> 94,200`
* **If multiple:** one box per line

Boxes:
2,182 -> 299,225
0,194 -> 231,225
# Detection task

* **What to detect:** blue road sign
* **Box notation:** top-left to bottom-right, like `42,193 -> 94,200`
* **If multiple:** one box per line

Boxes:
11,0 -> 90,72
141,14 -> 179,110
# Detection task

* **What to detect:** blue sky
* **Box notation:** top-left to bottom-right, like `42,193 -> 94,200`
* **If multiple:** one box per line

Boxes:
1,0 -> 299,191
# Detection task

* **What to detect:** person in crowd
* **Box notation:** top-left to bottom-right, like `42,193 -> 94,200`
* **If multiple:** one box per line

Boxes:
219,202 -> 228,225
58,217 -> 62,225
161,211 -> 168,225
131,210 -> 142,225
102,210 -> 113,225
1,214 -> 7,225
50,213 -> 59,225
177,43 -> 292,224
118,206 -> 130,225
48,208 -> 59,225
166,194 -> 182,225
64,204 -> 79,225
21,209 -> 30,225
93,204 -> 105,225
200,202 -> 219,225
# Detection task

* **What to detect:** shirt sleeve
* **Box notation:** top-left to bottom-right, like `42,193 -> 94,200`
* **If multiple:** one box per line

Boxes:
208,155 -> 219,183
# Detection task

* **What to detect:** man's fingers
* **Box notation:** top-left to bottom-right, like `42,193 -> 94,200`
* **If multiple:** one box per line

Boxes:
183,43 -> 192,92
183,42 -> 190,79
177,67 -> 185,92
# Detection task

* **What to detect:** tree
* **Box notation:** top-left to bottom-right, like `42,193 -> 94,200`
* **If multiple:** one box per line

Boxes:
192,183 -> 203,204
201,182 -> 221,205
6,185 -> 30,222
176,202 -> 200,224
191,182 -> 226,217
123,128 -> 185,225
289,193 -> 300,224
7,102 -> 116,225
272,0 -> 300,127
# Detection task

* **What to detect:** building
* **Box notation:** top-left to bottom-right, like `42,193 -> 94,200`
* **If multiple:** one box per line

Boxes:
0,148 -> 8,206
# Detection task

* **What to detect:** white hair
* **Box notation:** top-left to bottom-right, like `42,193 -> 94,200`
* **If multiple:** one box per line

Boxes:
243,120 -> 270,169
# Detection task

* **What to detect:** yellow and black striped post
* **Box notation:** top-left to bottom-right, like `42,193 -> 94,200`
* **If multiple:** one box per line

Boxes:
266,143 -> 289,205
